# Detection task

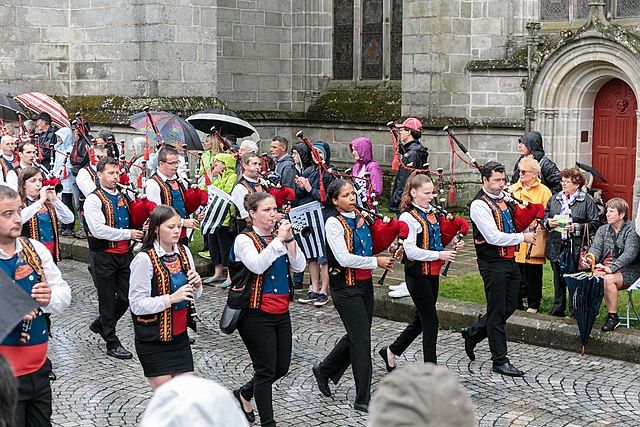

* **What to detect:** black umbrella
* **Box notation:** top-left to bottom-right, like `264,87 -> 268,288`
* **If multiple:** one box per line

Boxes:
186,108 -> 258,138
564,256 -> 604,354
576,162 -> 607,183
0,94 -> 28,121
0,268 -> 40,343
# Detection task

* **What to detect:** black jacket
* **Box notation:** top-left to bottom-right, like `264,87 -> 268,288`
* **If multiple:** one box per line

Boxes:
543,190 -> 601,262
38,125 -> 59,169
295,141 -> 336,205
388,140 -> 429,213
511,131 -> 561,194
275,154 -> 296,190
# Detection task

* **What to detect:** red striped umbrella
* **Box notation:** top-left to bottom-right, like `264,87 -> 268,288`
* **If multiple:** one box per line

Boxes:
14,92 -> 71,128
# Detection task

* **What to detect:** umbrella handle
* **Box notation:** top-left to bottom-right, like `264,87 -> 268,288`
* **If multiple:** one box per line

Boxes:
584,252 -> 596,274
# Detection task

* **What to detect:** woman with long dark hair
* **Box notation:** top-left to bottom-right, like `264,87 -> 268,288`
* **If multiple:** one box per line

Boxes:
378,173 -> 466,370
228,192 -> 305,427
128,205 -> 203,390
19,166 -> 74,262
311,179 -> 395,413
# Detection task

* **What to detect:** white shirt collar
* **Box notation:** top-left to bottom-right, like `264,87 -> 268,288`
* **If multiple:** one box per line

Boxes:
411,202 -> 432,213
153,240 -> 179,257
157,170 -> 177,181
242,174 -> 258,183
341,211 -> 356,218
482,188 -> 503,200
0,239 -> 22,260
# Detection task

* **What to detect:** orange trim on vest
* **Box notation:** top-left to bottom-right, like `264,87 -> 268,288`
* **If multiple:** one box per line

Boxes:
93,189 -> 130,250
151,175 -> 186,214
245,232 -> 267,308
335,216 -> 356,287
480,194 -> 512,257
23,201 -> 60,262
408,208 -> 439,275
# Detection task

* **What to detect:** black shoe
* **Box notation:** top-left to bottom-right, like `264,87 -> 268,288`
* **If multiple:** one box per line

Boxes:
48,370 -> 57,382
107,345 -> 133,360
378,347 -> 395,373
89,320 -> 105,339
460,327 -> 476,361
354,402 -> 369,413
601,314 -> 620,332
312,363 -> 331,397
492,362 -> 524,377
548,310 -> 565,317
233,388 -> 256,423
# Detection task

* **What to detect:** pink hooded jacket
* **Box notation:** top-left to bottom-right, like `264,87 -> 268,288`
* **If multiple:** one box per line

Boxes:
349,137 -> 383,198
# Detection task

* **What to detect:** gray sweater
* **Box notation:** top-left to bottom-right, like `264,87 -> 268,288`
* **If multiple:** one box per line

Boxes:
589,220 -> 640,274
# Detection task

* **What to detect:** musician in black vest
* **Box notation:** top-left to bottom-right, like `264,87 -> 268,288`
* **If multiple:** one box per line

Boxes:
228,192 -> 305,427
460,162 -> 536,377
145,146 -> 202,244
312,179 -> 395,413
84,157 -> 145,360
231,152 -> 266,234
379,173 -> 465,371
129,205 -> 202,390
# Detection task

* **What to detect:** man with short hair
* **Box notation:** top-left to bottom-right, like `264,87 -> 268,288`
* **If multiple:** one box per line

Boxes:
0,135 -> 18,190
0,185 -> 71,426
460,161 -> 536,377
235,139 -> 259,177
145,146 -> 203,244
35,113 -> 57,172
231,153 -> 266,233
388,118 -> 429,214
17,142 -> 37,171
85,157 -> 144,359
270,136 -> 296,190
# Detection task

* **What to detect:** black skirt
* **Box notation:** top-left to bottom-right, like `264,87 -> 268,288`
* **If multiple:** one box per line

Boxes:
135,331 -> 193,378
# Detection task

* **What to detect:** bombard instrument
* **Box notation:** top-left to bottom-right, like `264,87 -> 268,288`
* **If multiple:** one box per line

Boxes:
19,268 -> 45,345
441,232 -> 464,277
277,219 -> 311,238
525,218 -> 543,260
378,232 -> 407,285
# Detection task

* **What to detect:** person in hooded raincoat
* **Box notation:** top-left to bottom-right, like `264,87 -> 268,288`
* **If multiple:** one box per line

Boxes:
511,131 -> 561,194
54,127 -> 76,236
349,137 -> 383,205
203,153 -> 237,288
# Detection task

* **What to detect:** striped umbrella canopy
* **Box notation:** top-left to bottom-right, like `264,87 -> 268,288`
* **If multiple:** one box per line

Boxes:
14,92 -> 71,129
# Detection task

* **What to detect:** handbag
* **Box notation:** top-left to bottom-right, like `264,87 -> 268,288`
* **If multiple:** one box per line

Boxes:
577,224 -> 592,271
219,303 -> 243,335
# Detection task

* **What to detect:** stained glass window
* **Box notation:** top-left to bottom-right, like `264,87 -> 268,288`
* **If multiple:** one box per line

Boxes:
540,0 -> 570,21
617,0 -> 640,17
361,0 -> 383,79
390,0 -> 403,80
333,0 -> 354,80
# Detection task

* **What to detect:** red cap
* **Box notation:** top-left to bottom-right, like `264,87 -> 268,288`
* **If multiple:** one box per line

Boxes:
395,118 -> 422,132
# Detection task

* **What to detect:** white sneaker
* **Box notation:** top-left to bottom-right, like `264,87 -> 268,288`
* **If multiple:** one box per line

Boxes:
388,282 -> 407,292
389,287 -> 410,298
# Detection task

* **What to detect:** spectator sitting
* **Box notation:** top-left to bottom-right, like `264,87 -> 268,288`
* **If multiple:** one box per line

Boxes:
511,131 -> 561,194
586,198 -> 640,332
140,375 -> 248,427
368,363 -> 476,427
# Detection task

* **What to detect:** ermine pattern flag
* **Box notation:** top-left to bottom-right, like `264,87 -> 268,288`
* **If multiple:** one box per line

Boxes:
289,201 -> 326,258
201,185 -> 233,234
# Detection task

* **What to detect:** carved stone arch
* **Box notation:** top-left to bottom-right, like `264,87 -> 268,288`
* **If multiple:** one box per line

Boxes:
529,36 -> 640,212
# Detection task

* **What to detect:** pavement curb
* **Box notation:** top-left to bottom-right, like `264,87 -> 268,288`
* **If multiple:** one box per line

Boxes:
60,237 -> 640,364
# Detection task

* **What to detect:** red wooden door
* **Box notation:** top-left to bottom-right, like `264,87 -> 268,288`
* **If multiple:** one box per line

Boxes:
592,78 -> 637,216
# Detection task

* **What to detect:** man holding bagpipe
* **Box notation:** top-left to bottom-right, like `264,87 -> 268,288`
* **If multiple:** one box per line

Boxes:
84,157 -> 145,360
145,146 -> 205,245
460,161 -> 544,377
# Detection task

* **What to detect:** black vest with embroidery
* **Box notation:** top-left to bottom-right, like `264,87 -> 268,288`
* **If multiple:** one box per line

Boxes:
470,189 -> 517,260
132,245 -> 191,342
85,188 -> 131,251
21,200 -> 60,262
227,231 -> 293,310
402,206 -> 444,277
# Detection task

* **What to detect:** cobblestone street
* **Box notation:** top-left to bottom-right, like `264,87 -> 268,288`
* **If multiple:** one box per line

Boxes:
49,260 -> 639,426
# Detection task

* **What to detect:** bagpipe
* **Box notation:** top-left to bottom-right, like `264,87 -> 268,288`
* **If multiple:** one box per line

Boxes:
295,130 -> 380,212
430,203 -> 470,277
258,172 -> 295,211
33,160 -> 63,193
501,188 -> 546,232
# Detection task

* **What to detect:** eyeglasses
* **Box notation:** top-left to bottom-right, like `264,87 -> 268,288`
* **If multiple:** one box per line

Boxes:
162,161 -> 179,166
519,170 -> 531,175
560,180 -> 574,185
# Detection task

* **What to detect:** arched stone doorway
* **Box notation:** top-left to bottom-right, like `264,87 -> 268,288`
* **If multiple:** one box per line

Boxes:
529,37 -> 640,216
592,78 -> 637,216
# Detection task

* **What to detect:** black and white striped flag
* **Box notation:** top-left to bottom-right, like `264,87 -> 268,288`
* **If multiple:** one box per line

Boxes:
289,201 -> 326,259
201,185 -> 234,234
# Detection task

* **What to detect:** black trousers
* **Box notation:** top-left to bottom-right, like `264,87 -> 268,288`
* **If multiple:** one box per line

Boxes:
318,279 -> 373,405
550,260 -> 574,314
61,193 -> 75,230
466,258 -> 520,365
518,263 -> 544,310
207,226 -> 235,267
238,310 -> 292,427
90,250 -> 133,350
389,275 -> 439,363
15,358 -> 52,427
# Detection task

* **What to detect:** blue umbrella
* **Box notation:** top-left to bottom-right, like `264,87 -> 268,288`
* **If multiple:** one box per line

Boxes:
563,254 -> 604,354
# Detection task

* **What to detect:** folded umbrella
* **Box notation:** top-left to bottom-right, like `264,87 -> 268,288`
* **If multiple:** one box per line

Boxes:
186,108 -> 258,139
14,92 -> 71,128
0,94 -> 28,121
